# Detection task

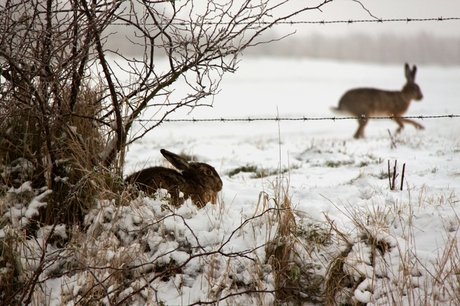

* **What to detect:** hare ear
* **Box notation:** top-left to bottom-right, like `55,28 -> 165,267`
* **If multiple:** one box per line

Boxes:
411,65 -> 417,80
160,149 -> 190,171
404,63 -> 417,82
404,63 -> 412,81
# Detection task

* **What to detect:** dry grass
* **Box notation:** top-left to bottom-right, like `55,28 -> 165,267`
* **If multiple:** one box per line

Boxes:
0,82 -> 112,229
0,230 -> 25,303
322,187 -> 460,306
0,82 -> 126,304
1,112 -> 459,305
1,167 -> 459,305
264,175 -> 327,305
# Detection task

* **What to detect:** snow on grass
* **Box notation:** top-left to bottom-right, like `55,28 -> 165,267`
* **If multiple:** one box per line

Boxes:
2,57 -> 460,305
121,57 -> 460,305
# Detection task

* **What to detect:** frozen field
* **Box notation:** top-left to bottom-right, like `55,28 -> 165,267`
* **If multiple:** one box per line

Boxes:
118,57 -> 460,305
125,57 -> 460,223
8,57 -> 459,305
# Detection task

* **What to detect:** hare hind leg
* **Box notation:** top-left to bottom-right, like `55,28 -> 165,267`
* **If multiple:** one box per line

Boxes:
402,118 -> 424,130
354,118 -> 368,139
394,118 -> 424,134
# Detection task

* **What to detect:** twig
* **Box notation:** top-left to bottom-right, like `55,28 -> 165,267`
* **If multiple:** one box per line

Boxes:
388,160 -> 399,190
387,129 -> 397,149
400,163 -> 406,190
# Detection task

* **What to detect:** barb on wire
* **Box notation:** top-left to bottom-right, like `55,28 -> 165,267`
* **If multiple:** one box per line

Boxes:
135,114 -> 460,124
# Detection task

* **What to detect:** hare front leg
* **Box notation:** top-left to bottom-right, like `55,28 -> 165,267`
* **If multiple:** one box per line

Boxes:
169,186 -> 185,207
394,117 -> 405,134
354,118 -> 368,139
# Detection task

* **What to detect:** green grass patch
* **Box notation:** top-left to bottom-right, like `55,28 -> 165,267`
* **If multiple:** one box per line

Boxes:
228,164 -> 300,179
324,160 -> 354,168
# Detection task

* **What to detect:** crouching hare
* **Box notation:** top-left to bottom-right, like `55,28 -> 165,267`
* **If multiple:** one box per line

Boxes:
331,63 -> 424,139
125,149 -> 223,208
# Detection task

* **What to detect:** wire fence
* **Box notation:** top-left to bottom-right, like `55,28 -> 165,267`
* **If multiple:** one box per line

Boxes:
118,14 -> 460,126
283,17 -> 460,25
113,16 -> 460,27
136,114 -> 460,124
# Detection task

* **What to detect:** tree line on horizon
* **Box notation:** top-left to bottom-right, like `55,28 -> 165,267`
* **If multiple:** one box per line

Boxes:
108,30 -> 459,65
242,32 -> 460,65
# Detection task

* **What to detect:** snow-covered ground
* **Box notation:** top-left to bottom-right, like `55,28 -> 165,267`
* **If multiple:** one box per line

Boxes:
121,57 -> 460,305
126,57 -> 460,244
4,57 -> 460,305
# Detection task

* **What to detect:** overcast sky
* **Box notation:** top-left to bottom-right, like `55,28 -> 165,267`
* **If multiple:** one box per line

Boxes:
282,0 -> 460,38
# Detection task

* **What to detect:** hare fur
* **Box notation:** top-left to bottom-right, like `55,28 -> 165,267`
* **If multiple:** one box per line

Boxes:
331,63 -> 424,139
125,149 -> 223,208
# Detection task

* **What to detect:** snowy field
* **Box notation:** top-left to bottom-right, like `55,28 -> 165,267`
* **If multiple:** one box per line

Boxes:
125,57 -> 460,244
122,57 -> 460,305
6,57 -> 460,305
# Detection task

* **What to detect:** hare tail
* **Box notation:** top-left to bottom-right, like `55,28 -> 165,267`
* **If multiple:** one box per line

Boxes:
330,106 -> 344,115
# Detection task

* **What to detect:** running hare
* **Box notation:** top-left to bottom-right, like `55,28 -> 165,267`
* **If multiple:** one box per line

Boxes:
331,63 -> 424,139
125,149 -> 223,208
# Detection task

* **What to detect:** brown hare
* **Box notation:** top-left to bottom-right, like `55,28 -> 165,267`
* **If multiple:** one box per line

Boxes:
331,63 -> 424,139
125,149 -> 223,208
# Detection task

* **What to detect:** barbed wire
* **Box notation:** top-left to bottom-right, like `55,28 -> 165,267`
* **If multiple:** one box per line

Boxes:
136,114 -> 460,123
285,17 -> 460,25
112,16 -> 460,27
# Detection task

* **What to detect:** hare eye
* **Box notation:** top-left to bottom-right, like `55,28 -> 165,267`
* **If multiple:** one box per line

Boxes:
205,169 -> 213,176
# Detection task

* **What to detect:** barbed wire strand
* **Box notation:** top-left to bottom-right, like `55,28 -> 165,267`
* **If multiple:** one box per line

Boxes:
112,16 -> 460,27
136,114 -> 460,123
113,16 -> 460,124
285,17 -> 460,25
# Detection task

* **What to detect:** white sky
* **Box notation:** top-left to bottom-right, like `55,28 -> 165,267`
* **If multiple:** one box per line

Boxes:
280,0 -> 460,38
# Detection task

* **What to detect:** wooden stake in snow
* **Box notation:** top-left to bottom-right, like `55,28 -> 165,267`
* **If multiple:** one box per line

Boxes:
387,160 -> 406,190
